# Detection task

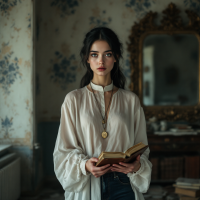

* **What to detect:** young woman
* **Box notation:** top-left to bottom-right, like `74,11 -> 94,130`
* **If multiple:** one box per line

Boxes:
53,27 -> 152,200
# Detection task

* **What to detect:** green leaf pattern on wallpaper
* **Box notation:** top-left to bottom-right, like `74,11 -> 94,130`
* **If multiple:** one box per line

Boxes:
50,52 -> 78,90
0,43 -> 22,95
0,0 -> 21,16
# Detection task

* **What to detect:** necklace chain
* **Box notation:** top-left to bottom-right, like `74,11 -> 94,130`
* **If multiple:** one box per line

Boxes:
90,82 -> 114,131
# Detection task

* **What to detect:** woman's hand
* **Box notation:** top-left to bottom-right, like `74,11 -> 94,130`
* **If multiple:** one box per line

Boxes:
85,157 -> 112,178
111,155 -> 141,174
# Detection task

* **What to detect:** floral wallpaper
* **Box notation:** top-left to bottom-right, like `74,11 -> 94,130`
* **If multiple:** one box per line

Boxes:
0,43 -> 22,95
1,116 -> 13,137
0,0 -> 34,192
35,0 -> 200,122
89,10 -> 112,27
0,0 -> 21,16
125,0 -> 156,18
51,0 -> 79,17
49,52 -> 77,90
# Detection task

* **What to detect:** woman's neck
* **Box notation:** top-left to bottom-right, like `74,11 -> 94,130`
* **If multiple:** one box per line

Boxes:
91,75 -> 112,88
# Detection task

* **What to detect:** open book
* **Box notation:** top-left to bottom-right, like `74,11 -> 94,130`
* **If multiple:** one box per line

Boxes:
96,142 -> 148,167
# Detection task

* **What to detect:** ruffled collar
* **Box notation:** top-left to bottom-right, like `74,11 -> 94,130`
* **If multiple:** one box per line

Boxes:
90,81 -> 113,92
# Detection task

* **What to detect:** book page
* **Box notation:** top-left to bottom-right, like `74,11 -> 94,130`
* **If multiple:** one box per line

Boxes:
99,152 -> 126,159
125,142 -> 147,157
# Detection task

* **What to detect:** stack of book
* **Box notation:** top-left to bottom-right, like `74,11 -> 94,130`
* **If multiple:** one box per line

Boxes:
174,178 -> 200,200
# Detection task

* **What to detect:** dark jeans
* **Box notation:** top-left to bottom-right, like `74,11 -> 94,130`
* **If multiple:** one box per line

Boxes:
101,172 -> 135,200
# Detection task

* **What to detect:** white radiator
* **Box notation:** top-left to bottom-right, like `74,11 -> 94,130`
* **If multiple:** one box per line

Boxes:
0,157 -> 20,200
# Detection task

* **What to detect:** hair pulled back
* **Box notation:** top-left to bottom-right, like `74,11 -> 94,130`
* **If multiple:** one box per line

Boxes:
80,27 -> 126,89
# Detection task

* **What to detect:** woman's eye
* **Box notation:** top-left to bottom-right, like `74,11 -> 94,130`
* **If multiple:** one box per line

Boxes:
106,53 -> 112,57
91,53 -> 98,57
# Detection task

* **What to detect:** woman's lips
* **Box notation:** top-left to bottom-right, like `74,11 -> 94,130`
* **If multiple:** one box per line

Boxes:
97,67 -> 106,71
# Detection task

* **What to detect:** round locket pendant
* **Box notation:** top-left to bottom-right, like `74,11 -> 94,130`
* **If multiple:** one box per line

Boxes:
102,131 -> 108,138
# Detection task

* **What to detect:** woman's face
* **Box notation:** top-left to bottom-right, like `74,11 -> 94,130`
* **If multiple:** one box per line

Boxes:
87,40 -> 116,77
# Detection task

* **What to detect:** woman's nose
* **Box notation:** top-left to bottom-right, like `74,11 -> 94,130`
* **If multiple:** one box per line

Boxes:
98,55 -> 104,64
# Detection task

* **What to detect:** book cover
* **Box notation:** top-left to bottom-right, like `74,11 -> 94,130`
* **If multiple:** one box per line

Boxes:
175,187 -> 200,197
179,194 -> 200,200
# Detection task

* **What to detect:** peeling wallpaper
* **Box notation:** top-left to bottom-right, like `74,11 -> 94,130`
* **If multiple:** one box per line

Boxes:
0,0 -> 22,16
0,0 -> 33,192
36,0 -> 200,121
0,0 -> 33,146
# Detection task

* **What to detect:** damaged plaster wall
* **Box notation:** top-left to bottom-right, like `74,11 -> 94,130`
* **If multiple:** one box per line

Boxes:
0,0 -> 34,192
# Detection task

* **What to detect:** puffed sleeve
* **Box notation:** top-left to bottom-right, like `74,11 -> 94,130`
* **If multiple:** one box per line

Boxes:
53,94 -> 91,192
127,106 -> 152,193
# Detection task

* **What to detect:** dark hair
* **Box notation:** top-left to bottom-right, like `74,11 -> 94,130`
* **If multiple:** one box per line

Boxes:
80,27 -> 126,89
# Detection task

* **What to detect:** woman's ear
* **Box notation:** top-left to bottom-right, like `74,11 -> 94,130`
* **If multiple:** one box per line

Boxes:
85,55 -> 90,63
114,54 -> 119,62
87,57 -> 90,63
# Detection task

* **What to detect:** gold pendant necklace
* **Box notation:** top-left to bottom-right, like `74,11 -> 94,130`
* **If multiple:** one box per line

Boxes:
102,130 -> 108,139
90,82 -> 114,139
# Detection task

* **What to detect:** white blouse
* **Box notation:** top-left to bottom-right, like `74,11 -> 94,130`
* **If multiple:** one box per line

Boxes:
53,81 -> 152,200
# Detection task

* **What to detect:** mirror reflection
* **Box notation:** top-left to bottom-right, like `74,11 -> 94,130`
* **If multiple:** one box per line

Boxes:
143,34 -> 199,106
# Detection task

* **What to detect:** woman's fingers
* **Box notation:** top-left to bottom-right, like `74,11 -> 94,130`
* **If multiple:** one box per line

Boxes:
118,162 -> 129,167
93,166 -> 112,178
95,165 -> 111,174
99,164 -> 111,170
111,163 -> 135,174
92,164 -> 110,172
111,167 -> 132,174
90,157 -> 99,163
111,168 -> 122,173
91,164 -> 111,177
92,161 -> 138,177
96,166 -> 112,175
101,166 -> 112,174
112,164 -> 125,169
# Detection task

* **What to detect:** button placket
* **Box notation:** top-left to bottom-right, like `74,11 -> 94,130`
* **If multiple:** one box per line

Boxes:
101,91 -> 105,117
97,91 -> 105,117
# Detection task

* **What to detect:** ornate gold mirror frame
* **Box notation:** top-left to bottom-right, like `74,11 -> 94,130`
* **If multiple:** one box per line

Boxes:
128,3 -> 200,121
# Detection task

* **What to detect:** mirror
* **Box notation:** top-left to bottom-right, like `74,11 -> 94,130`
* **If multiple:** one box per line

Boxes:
128,3 -> 200,121
143,34 -> 199,106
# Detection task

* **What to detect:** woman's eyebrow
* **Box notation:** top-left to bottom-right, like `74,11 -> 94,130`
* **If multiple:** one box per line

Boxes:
90,50 -> 112,52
